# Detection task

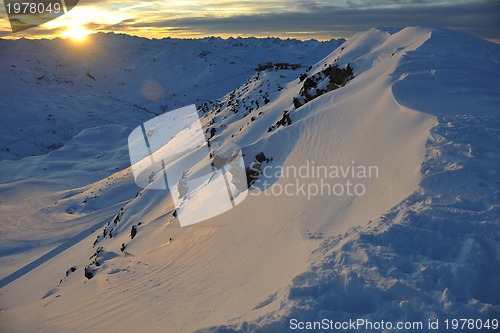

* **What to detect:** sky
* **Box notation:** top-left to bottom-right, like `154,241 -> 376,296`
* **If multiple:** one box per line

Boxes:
0,0 -> 499,41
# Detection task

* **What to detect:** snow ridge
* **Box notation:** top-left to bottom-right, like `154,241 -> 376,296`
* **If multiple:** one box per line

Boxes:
199,28 -> 500,333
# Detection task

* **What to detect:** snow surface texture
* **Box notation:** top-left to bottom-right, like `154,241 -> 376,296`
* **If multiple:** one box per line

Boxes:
198,28 -> 500,333
0,28 -> 499,333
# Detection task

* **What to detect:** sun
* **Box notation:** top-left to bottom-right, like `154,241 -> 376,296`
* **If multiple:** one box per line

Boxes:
63,25 -> 91,42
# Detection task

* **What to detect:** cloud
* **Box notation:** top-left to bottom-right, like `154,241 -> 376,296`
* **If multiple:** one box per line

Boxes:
121,0 -> 499,40
1,0 -> 498,40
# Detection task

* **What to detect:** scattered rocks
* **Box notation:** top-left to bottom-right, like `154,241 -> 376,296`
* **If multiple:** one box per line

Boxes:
84,265 -> 94,280
293,64 -> 354,108
65,266 -> 77,277
268,110 -> 293,132
245,152 -> 272,187
130,225 -> 138,239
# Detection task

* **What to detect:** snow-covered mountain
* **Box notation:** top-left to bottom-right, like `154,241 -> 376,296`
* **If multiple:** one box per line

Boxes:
0,27 -> 499,333
0,34 -> 343,160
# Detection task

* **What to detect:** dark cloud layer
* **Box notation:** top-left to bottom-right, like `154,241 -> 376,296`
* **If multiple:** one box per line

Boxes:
119,0 -> 500,40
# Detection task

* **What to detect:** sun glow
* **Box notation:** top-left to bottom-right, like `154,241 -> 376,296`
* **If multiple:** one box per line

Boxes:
63,25 -> 91,42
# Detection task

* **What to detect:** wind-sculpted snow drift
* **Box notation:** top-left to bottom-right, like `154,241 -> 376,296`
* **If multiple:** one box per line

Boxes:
0,27 -> 499,333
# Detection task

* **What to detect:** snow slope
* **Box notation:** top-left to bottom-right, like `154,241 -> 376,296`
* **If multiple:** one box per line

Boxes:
1,27 -> 499,333
222,28 -> 500,333
0,35 -> 342,278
